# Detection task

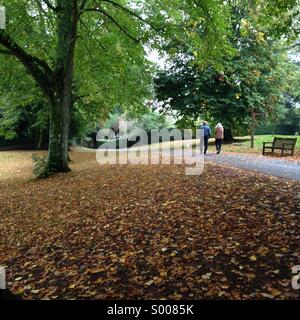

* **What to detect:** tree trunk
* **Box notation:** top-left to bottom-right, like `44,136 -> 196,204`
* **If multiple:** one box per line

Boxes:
250,107 -> 255,148
47,96 -> 70,173
224,127 -> 234,142
46,0 -> 78,174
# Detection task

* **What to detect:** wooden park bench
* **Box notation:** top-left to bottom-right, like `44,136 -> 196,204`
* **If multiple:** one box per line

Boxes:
262,137 -> 297,156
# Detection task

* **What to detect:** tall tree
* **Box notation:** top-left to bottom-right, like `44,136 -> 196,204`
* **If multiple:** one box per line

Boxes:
0,1 -> 80,173
0,0 -> 232,176
154,0 -> 297,139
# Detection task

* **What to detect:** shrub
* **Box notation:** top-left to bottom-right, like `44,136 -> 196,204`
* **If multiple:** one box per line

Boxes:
32,154 -> 48,178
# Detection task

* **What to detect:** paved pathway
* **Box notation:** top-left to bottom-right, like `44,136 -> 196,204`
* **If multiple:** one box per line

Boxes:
205,152 -> 300,181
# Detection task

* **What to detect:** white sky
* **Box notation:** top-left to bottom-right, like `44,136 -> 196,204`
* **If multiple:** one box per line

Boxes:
146,48 -> 167,69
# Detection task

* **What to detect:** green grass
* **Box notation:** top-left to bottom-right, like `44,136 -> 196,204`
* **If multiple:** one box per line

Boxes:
221,134 -> 299,156
127,134 -> 299,157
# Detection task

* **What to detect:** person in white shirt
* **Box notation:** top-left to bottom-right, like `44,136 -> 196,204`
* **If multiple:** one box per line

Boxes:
215,123 -> 224,154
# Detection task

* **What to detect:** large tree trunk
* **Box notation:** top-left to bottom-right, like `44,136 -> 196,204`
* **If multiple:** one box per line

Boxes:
46,0 -> 78,174
224,127 -> 234,142
47,97 -> 70,173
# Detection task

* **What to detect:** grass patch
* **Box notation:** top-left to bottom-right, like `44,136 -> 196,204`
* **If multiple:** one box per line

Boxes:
220,135 -> 299,156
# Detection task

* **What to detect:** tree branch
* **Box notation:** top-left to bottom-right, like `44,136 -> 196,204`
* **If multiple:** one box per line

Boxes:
42,0 -> 59,12
0,49 -> 13,55
79,0 -> 88,10
83,7 -> 140,43
99,0 -> 146,23
286,42 -> 300,50
79,16 -> 106,50
35,0 -> 48,15
98,0 -> 159,32
0,31 -> 54,100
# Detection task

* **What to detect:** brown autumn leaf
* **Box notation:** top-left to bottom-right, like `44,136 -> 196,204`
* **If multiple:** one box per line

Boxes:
268,288 -> 282,297
0,150 -> 299,300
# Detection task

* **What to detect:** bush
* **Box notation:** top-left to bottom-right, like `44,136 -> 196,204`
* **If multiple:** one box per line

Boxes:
32,154 -> 48,178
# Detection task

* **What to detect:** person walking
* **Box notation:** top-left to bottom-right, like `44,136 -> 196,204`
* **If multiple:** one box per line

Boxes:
200,121 -> 211,154
215,123 -> 224,154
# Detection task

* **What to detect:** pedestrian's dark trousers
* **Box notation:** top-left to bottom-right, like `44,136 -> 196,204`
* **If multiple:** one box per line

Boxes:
215,138 -> 223,152
204,136 -> 209,154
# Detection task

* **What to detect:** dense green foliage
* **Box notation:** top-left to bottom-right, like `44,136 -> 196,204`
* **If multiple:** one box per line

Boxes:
154,1 -> 300,137
0,0 -> 234,171
0,0 -> 299,173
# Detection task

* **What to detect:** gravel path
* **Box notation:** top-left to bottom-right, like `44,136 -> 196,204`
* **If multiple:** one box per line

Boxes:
205,152 -> 300,181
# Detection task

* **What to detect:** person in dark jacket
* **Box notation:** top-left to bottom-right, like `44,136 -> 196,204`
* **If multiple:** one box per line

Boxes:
200,121 -> 211,154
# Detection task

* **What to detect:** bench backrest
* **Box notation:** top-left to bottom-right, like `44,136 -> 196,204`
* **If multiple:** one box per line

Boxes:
273,137 -> 297,149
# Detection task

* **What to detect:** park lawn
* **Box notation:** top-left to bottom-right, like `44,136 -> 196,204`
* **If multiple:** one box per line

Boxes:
220,135 -> 300,158
0,150 -> 299,300
137,135 -> 299,160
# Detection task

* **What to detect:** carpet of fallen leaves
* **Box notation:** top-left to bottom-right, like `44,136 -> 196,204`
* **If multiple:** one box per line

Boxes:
0,150 -> 299,300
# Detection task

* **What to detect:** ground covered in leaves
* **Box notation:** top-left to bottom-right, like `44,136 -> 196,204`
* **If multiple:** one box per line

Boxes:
0,151 -> 299,300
